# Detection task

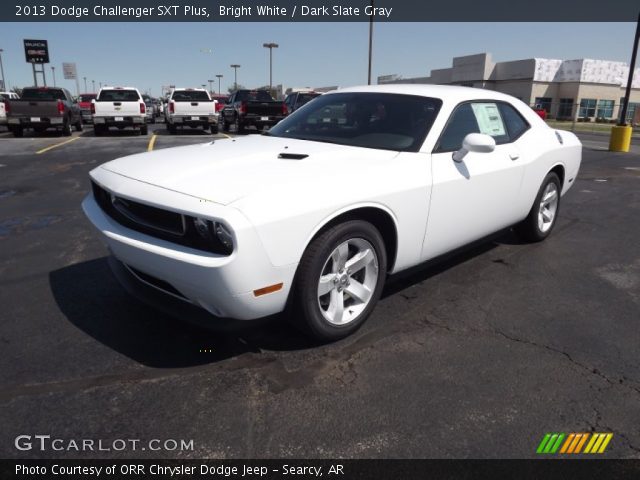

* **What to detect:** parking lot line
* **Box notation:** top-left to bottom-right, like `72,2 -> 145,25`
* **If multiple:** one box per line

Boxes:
221,133 -> 232,139
147,133 -> 157,152
36,136 -> 80,155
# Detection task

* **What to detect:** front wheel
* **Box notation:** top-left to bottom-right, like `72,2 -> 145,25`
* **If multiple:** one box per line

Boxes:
292,220 -> 387,341
515,172 -> 561,242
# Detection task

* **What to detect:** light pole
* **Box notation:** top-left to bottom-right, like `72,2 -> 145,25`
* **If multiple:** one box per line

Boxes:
51,66 -> 56,87
0,48 -> 7,91
216,74 -> 223,94
230,64 -> 240,90
263,43 -> 279,94
367,0 -> 374,85
92,80 -> 95,92
208,79 -> 214,94
83,76 -> 87,92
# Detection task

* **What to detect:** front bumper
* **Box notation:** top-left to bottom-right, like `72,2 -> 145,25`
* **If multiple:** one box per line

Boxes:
81,172 -> 297,321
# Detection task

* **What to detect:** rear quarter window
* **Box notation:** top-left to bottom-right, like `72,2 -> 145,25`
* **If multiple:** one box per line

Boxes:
97,90 -> 141,102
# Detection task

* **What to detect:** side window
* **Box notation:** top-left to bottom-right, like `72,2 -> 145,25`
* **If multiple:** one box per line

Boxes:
436,101 -> 520,152
498,103 -> 529,141
435,103 -> 480,152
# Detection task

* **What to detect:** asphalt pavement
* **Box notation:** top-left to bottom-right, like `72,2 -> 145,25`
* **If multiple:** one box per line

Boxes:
0,124 -> 639,459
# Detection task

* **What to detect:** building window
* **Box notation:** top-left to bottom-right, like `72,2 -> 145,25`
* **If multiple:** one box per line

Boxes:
596,100 -> 614,119
558,98 -> 574,119
579,99 -> 597,118
619,98 -> 639,123
534,97 -> 553,113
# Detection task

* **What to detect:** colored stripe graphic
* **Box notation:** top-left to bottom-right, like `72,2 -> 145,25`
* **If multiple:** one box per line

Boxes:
537,433 -> 612,454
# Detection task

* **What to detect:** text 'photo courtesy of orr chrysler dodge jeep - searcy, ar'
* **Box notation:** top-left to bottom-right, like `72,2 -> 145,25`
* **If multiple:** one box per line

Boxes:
82,84 -> 582,341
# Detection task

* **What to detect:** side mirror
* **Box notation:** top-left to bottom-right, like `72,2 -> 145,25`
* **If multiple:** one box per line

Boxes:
452,133 -> 496,162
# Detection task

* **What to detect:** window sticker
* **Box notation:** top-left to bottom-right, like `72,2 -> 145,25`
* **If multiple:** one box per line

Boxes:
471,103 -> 506,137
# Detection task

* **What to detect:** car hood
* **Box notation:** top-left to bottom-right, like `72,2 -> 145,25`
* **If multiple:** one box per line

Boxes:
100,135 -> 399,205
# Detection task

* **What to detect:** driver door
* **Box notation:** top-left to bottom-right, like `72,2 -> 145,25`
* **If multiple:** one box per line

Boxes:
422,101 -> 527,260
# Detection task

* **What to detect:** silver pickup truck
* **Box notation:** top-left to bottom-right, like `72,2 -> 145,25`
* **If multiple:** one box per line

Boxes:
5,87 -> 82,137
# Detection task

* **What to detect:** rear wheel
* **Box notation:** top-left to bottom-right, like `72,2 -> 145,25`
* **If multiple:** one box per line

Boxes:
62,121 -> 72,136
140,125 -> 148,135
210,124 -> 218,134
168,124 -> 177,135
93,125 -> 105,136
292,220 -> 387,341
11,126 -> 24,138
515,172 -> 561,242
234,115 -> 244,134
75,118 -> 83,132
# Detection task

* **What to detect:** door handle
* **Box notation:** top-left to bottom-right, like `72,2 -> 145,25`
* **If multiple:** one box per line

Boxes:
509,152 -> 520,160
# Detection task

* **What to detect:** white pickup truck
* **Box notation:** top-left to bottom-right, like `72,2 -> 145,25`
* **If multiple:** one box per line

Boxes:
166,88 -> 217,134
0,91 -> 20,127
92,87 -> 148,136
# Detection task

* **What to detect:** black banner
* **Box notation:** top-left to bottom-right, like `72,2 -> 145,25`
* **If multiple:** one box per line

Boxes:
3,0 -> 639,22
3,460 -> 640,480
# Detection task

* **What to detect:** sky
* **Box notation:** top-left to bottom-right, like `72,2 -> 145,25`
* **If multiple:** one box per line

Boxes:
0,22 -> 636,96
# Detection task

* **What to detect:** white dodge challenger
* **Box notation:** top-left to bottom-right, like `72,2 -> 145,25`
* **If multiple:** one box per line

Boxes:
82,85 -> 581,340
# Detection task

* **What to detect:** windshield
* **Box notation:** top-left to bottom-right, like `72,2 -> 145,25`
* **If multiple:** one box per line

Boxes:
172,90 -> 210,102
20,88 -> 66,101
268,92 -> 442,152
79,94 -> 96,102
97,89 -> 141,102
236,90 -> 274,102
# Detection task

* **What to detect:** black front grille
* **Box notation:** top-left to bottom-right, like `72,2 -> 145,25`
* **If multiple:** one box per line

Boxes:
91,181 -> 231,255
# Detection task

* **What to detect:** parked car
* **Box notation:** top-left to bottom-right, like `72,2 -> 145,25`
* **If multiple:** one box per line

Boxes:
77,93 -> 97,123
0,91 -> 20,128
92,87 -> 147,136
5,87 -> 82,137
144,99 -> 157,124
211,94 -> 229,114
82,85 -> 582,341
165,88 -> 217,134
284,91 -> 321,114
532,104 -> 547,120
219,89 -> 286,133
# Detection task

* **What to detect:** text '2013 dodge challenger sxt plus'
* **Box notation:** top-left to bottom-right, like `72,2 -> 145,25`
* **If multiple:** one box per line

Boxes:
82,85 -> 582,341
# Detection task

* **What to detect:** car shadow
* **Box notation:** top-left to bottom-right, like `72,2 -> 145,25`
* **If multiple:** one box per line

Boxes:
154,127 -> 213,136
48,257 -> 319,369
49,229 -> 526,369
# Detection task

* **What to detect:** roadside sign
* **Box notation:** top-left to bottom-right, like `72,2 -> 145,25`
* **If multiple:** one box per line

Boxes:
23,39 -> 49,64
62,63 -> 77,80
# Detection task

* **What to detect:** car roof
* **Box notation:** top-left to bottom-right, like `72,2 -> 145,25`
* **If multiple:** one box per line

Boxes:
332,84 -> 518,103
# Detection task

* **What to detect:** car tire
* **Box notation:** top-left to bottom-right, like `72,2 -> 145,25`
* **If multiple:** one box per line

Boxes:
220,115 -> 228,132
291,220 -> 387,341
11,126 -> 24,138
234,115 -> 244,134
93,125 -> 104,136
210,124 -> 218,134
140,125 -> 148,136
168,124 -> 177,135
62,121 -> 72,137
515,171 -> 562,242
75,119 -> 83,132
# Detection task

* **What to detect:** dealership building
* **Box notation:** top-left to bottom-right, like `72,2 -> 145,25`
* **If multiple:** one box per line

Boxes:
378,53 -> 640,122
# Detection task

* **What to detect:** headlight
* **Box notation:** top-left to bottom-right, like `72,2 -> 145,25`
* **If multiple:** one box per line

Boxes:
190,217 -> 234,255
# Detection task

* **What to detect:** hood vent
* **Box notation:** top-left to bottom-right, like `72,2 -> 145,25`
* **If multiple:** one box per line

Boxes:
278,153 -> 309,160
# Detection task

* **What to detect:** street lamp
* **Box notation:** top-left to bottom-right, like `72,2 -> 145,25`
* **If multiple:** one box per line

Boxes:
92,80 -> 95,92
262,43 -> 279,93
368,0 -> 374,85
0,48 -> 8,91
216,74 -> 223,94
51,66 -> 56,87
230,64 -> 240,90
208,79 -> 214,94
83,76 -> 87,92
